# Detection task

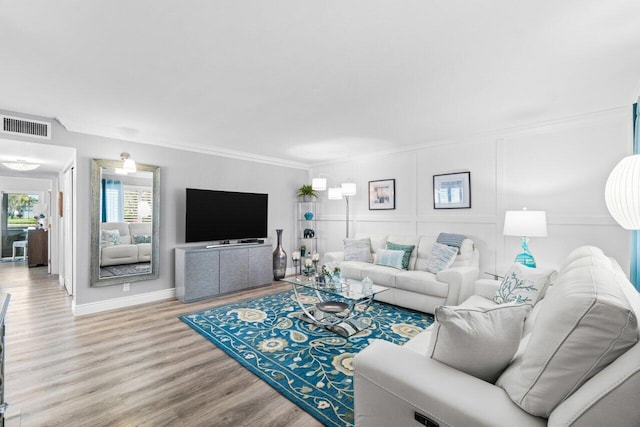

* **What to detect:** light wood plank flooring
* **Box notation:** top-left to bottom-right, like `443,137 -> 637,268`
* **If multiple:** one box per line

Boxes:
0,262 -> 321,427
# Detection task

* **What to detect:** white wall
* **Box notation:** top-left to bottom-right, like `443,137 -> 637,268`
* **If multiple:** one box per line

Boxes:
312,108 -> 633,276
2,110 -> 307,312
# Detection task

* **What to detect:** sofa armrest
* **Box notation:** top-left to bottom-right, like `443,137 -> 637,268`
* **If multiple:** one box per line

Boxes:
474,278 -> 501,300
324,251 -> 344,263
436,265 -> 480,305
354,339 -> 545,427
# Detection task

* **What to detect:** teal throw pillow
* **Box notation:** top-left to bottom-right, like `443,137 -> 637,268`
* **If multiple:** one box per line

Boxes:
374,249 -> 405,270
424,242 -> 458,273
133,234 -> 152,244
385,242 -> 415,270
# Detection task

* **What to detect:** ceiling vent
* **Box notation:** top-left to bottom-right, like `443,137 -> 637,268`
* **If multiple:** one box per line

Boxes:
1,115 -> 51,140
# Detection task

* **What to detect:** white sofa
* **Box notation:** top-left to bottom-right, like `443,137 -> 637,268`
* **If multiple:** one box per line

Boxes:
100,222 -> 152,266
353,246 -> 640,426
325,233 -> 480,313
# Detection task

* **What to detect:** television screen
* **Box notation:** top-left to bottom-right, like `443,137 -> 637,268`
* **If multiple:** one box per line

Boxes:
185,188 -> 268,243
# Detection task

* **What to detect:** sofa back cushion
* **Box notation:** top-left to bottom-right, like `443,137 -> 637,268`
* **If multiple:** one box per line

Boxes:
354,233 -> 388,254
101,222 -> 131,244
129,222 -> 152,241
496,251 -> 638,418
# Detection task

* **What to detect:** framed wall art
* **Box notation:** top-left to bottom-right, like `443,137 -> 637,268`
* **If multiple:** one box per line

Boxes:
369,179 -> 395,210
433,172 -> 471,209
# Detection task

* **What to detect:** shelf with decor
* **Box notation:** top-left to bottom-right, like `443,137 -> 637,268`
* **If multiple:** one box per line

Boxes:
297,200 -> 318,256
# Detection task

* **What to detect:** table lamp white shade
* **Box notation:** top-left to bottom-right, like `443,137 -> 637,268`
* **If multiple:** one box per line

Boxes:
503,210 -> 548,237
605,154 -> 640,230
341,182 -> 356,196
312,177 -> 327,191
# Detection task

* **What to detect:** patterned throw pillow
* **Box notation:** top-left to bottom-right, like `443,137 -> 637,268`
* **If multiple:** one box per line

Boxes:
101,229 -> 122,247
385,242 -> 416,270
493,263 -> 552,305
374,249 -> 405,270
436,232 -> 467,252
424,242 -> 458,273
343,238 -> 373,263
132,234 -> 152,244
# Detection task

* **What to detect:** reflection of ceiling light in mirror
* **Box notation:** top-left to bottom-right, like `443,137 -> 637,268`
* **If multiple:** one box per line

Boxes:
2,160 -> 40,171
120,152 -> 136,173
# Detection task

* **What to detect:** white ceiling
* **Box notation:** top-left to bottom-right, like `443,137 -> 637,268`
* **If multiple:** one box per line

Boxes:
1,0 -> 640,167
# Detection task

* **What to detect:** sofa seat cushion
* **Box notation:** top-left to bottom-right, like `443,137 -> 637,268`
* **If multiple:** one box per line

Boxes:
395,270 -> 448,298
497,258 -> 639,417
360,264 -> 399,287
340,261 -> 370,280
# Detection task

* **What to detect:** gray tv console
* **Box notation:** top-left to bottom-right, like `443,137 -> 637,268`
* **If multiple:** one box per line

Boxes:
175,243 -> 272,303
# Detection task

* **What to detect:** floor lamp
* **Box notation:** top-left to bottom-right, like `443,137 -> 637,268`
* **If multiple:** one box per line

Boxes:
328,183 -> 356,238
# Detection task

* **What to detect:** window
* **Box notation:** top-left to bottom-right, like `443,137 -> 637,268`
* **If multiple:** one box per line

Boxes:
123,185 -> 153,223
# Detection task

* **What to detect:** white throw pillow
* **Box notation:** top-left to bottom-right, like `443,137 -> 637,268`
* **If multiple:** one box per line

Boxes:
374,249 -> 405,270
424,242 -> 458,273
427,303 -> 532,383
493,263 -> 552,305
496,260 -> 638,417
343,238 -> 373,263
101,229 -> 122,247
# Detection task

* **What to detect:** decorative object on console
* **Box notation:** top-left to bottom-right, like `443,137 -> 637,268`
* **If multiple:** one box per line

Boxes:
296,184 -> 317,202
433,171 -> 471,209
368,179 -> 395,210
272,229 -> 287,280
503,208 -> 547,268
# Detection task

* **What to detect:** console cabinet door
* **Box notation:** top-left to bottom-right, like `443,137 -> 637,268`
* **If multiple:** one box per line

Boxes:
249,245 -> 272,286
220,248 -> 249,294
177,250 -> 220,302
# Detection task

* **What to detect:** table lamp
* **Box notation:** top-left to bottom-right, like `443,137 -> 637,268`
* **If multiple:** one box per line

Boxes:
503,209 -> 547,268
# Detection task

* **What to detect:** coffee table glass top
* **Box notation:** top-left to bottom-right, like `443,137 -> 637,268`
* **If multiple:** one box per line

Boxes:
281,276 -> 389,302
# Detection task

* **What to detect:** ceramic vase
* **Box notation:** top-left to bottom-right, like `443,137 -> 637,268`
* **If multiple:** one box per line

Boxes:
272,229 -> 287,280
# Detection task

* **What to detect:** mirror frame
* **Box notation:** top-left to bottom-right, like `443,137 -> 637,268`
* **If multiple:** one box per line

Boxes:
90,159 -> 160,287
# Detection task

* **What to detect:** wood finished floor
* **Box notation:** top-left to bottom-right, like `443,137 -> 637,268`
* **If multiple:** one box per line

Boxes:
0,262 -> 321,427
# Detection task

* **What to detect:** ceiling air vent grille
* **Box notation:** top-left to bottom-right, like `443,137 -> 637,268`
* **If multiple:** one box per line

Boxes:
1,115 -> 51,139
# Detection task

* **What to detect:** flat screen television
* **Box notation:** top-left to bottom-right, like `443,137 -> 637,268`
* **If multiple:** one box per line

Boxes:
185,188 -> 268,243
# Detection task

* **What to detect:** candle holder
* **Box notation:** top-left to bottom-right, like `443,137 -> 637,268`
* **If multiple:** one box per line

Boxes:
292,258 -> 300,280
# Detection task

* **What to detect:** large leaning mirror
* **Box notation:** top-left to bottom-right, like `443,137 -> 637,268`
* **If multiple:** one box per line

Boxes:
90,159 -> 160,287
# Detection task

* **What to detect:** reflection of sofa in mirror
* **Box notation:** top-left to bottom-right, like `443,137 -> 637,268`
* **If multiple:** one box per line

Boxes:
100,222 -> 152,266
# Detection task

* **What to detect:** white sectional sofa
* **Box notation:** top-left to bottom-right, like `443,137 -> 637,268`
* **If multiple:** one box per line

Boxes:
354,246 -> 640,426
100,222 -> 152,266
325,233 -> 480,314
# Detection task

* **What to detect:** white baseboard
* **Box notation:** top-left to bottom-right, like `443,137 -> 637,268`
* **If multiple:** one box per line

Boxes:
72,288 -> 176,317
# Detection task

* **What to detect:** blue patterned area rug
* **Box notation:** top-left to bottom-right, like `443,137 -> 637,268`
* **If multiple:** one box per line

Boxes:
179,289 -> 433,426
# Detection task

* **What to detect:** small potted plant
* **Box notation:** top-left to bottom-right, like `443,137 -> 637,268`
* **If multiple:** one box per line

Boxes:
296,185 -> 318,202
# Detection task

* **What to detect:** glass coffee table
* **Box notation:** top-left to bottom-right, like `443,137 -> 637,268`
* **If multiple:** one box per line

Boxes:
281,276 -> 389,337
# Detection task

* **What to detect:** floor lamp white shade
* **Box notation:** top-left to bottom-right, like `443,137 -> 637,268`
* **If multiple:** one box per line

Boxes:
312,177 -> 327,191
341,182 -> 356,196
605,154 -> 640,230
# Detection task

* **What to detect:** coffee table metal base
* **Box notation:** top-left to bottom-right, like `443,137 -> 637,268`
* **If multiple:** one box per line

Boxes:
291,308 -> 373,337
